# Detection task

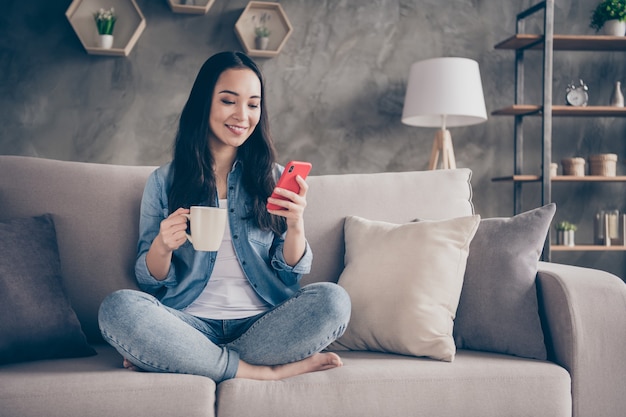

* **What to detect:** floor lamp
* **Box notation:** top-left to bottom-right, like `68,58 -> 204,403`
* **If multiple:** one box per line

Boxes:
401,57 -> 488,170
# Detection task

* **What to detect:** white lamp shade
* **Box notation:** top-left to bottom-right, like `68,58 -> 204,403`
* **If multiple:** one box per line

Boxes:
401,57 -> 487,128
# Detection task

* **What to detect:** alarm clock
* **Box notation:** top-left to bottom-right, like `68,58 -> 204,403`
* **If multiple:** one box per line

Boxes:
566,79 -> 589,107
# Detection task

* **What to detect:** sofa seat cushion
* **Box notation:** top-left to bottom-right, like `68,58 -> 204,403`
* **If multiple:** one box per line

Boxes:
0,345 -> 216,417
216,350 -> 571,417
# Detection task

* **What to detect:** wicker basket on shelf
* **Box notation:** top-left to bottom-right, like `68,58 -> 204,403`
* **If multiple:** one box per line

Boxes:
561,157 -> 586,176
589,153 -> 617,176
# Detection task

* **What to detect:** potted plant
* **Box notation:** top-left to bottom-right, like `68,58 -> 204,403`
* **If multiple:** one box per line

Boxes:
94,7 -> 117,49
590,0 -> 626,36
555,221 -> 577,246
252,12 -> 271,50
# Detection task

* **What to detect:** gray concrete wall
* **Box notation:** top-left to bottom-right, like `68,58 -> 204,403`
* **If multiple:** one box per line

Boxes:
1,0 -> 625,279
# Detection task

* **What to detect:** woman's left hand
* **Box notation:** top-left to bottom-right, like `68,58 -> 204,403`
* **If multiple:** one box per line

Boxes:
266,174 -> 308,230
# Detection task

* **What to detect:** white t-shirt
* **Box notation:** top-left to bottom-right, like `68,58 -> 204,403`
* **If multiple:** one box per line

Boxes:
183,199 -> 271,319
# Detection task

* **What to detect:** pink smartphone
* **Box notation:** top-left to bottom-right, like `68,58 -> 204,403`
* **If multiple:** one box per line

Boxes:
266,161 -> 312,211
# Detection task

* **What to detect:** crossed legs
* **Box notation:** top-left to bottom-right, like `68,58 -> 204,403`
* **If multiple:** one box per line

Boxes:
98,283 -> 351,382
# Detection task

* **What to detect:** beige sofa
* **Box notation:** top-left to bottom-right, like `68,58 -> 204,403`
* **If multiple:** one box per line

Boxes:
0,155 -> 625,417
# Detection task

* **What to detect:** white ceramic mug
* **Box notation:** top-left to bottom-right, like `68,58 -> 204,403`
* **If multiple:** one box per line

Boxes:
182,206 -> 227,251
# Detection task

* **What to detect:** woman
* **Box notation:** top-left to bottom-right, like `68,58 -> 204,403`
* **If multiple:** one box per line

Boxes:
98,51 -> 351,382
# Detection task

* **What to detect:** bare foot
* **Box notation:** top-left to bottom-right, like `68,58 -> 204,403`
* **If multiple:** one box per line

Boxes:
122,358 -> 143,372
235,352 -> 343,380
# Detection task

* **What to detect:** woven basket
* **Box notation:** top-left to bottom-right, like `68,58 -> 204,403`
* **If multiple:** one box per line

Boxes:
561,157 -> 586,176
589,153 -> 617,176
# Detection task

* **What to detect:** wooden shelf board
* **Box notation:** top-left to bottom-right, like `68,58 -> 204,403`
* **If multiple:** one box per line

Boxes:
552,244 -> 626,251
492,105 -> 541,116
492,175 -> 541,182
492,105 -> 626,117
552,175 -> 626,182
495,34 -> 626,51
492,175 -> 626,182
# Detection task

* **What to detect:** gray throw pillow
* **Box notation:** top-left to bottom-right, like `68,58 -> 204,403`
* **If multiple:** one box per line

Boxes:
453,204 -> 556,360
0,214 -> 95,364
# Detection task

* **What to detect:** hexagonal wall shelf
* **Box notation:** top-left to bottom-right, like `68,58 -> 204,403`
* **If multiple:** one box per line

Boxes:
167,0 -> 215,15
66,0 -> 146,57
234,1 -> 293,58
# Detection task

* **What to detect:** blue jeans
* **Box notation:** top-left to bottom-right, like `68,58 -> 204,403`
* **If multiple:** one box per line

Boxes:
98,282 -> 351,383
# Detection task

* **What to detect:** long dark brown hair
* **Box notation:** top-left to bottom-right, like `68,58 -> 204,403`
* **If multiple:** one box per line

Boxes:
168,51 -> 286,234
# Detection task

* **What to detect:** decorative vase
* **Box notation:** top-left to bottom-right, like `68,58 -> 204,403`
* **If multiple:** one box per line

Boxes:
610,81 -> 624,107
255,36 -> 269,50
556,230 -> 575,247
603,19 -> 626,36
98,34 -> 114,49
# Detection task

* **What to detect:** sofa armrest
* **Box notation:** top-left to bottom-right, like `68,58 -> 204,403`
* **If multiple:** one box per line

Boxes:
536,261 -> 626,417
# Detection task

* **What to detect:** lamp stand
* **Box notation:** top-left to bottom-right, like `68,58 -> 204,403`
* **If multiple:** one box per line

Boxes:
428,129 -> 456,170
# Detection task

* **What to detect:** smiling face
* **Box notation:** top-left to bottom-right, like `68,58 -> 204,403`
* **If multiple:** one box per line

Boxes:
208,68 -> 262,154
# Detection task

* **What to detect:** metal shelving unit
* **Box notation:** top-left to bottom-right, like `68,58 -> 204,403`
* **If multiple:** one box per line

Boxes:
492,0 -> 626,260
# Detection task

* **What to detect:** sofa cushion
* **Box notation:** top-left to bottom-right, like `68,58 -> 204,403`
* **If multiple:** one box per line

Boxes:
329,215 -> 480,361
0,214 -> 95,365
216,350 -> 572,417
454,204 -> 556,360
0,345 -> 216,417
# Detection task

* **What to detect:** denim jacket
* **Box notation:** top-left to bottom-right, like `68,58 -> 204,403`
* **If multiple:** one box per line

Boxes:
134,160 -> 313,310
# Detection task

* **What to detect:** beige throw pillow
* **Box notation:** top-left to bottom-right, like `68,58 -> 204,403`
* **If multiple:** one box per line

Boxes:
330,215 -> 480,362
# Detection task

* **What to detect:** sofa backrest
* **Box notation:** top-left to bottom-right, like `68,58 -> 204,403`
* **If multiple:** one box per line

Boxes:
0,156 -> 474,342
0,156 -> 153,342
304,170 -> 474,285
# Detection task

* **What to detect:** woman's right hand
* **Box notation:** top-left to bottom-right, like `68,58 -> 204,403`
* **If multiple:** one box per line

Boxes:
155,208 -> 190,253
146,208 -> 190,280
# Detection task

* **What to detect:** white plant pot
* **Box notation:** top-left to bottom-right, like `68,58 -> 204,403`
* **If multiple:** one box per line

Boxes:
98,34 -> 114,49
603,20 -> 626,36
556,230 -> 575,247
255,36 -> 269,50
